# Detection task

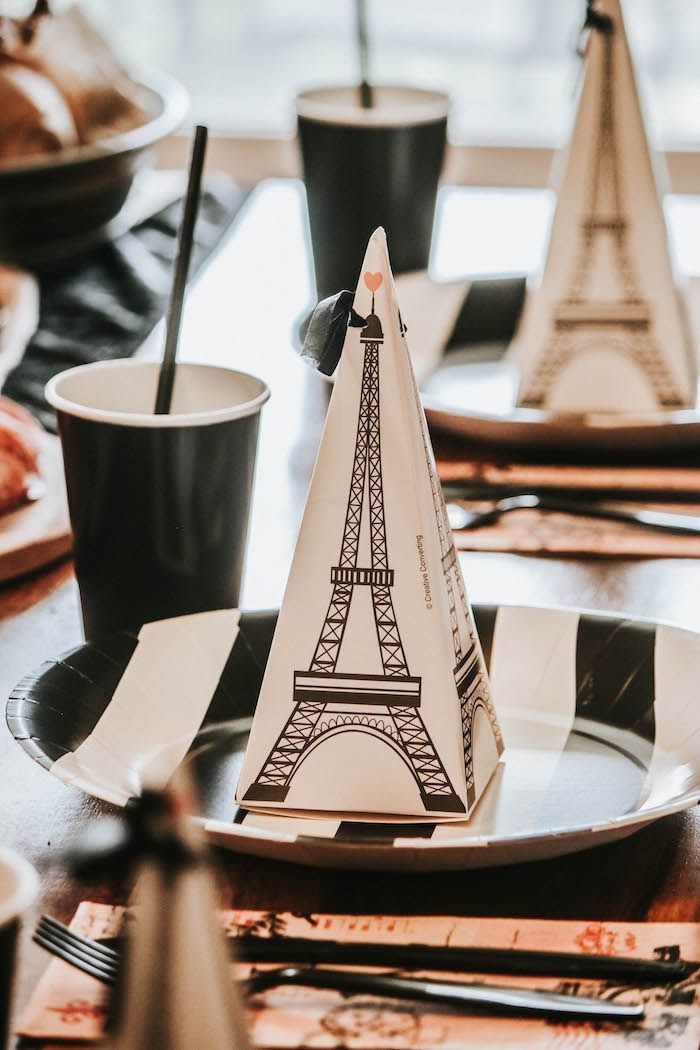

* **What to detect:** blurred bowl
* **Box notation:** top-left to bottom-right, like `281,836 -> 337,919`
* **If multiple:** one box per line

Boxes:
0,70 -> 188,267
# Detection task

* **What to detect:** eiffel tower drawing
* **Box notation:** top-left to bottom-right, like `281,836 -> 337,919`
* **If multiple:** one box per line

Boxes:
518,5 -> 685,409
243,279 -> 465,814
413,378 -> 504,807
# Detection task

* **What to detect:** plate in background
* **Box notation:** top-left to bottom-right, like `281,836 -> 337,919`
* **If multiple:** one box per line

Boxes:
421,354 -> 700,453
317,269 -> 700,453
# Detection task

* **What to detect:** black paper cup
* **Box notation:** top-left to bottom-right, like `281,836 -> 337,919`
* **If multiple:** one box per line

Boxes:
0,849 -> 39,1047
46,360 -> 269,639
297,84 -> 449,301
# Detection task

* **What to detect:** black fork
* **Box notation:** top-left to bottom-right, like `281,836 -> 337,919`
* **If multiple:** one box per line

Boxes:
33,915 -> 645,1022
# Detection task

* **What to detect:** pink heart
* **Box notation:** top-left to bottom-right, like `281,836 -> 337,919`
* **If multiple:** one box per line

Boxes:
364,271 -> 383,293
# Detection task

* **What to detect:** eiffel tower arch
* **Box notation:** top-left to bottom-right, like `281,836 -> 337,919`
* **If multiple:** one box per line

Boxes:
518,6 -> 684,410
521,323 -> 683,410
244,285 -> 465,814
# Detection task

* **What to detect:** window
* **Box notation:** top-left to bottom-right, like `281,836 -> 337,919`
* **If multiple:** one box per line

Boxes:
70,0 -> 700,149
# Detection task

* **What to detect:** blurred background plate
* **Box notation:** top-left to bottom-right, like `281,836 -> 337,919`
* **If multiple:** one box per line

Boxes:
422,355 -> 700,453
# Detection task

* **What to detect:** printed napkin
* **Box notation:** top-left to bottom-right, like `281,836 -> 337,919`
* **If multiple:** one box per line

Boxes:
18,906 -> 700,1049
451,500 -> 700,558
437,445 -> 700,558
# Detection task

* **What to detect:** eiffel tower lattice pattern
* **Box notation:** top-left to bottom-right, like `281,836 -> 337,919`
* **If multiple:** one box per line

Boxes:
244,299 -> 465,814
414,372 -> 504,808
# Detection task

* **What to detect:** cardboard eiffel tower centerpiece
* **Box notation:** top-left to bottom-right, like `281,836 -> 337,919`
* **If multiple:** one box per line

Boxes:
514,0 -> 696,413
237,229 -> 503,820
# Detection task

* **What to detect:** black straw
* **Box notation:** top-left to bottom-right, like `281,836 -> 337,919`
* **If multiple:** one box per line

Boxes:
355,0 -> 373,108
154,124 -> 208,414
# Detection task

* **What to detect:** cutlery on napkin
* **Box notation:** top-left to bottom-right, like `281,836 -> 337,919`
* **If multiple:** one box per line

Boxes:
34,914 -> 695,985
446,495 -> 700,535
33,915 -> 645,1023
438,459 -> 700,556
20,908 -> 700,1047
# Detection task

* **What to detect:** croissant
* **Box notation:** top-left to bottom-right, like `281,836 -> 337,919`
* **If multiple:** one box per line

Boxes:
0,397 -> 41,515
0,1 -> 146,164
0,59 -> 79,162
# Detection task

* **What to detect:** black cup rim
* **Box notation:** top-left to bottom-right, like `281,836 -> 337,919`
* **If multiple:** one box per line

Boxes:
296,83 -> 450,128
0,848 -> 39,931
45,360 -> 270,429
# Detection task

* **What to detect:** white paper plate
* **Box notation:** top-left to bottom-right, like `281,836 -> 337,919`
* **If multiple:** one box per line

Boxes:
421,355 -> 700,453
7,603 -> 699,871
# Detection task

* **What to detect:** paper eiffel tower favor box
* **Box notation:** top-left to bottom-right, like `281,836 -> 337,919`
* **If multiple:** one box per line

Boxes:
237,229 -> 503,820
514,0 -> 696,413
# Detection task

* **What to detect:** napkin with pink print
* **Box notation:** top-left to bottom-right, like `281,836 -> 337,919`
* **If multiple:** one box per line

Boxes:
18,906 -> 700,1048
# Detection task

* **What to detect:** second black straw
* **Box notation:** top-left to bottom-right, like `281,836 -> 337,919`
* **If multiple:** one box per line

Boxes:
355,0 -> 373,108
154,124 -> 209,415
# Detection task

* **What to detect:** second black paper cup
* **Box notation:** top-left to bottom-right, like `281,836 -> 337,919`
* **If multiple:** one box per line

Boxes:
46,360 -> 270,639
297,84 -> 449,301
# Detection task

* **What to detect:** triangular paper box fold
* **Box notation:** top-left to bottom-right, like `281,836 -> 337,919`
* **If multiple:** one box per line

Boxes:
237,229 -> 503,820
513,0 -> 696,413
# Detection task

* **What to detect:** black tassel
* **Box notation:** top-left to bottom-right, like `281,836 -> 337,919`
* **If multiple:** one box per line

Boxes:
299,290 -> 366,376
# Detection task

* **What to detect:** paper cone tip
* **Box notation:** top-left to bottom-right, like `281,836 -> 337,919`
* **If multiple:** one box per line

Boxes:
363,227 -> 392,277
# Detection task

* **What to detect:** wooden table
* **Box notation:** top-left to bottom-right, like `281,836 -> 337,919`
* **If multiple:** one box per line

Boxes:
2,181 -> 699,1040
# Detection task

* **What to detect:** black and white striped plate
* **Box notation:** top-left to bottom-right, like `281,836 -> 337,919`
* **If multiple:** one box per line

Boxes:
7,604 -> 700,871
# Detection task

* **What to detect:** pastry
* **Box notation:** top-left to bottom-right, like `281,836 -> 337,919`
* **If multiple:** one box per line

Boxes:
0,60 -> 78,162
0,1 -> 147,164
0,397 -> 41,515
